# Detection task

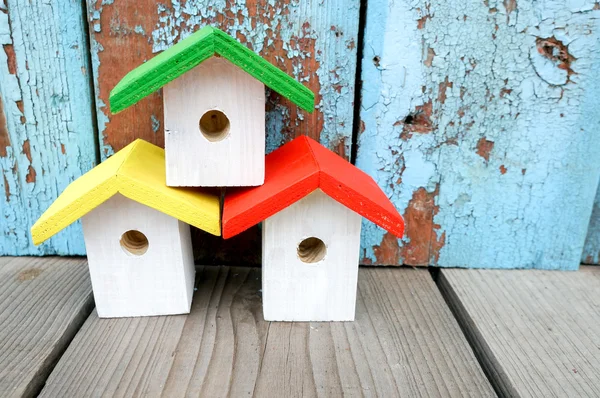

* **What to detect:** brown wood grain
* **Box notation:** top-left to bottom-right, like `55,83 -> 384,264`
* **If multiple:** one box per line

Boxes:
41,266 -> 494,397
0,257 -> 93,397
439,266 -> 600,397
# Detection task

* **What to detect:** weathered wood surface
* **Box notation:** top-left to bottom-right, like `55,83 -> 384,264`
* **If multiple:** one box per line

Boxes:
439,266 -> 600,397
583,182 -> 600,264
0,0 -> 97,255
2,0 -> 598,269
86,0 -> 360,264
0,257 -> 93,397
357,0 -> 600,268
87,1 -> 358,156
41,266 -> 494,397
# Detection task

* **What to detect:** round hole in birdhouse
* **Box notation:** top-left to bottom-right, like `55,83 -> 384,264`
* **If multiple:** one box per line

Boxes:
297,237 -> 327,263
120,230 -> 149,256
199,109 -> 230,142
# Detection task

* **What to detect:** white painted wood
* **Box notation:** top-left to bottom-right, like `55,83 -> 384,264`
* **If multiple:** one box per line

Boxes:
164,56 -> 266,187
262,189 -> 362,321
81,193 -> 195,318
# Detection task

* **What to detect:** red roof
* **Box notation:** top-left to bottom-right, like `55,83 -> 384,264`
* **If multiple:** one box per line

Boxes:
222,136 -> 405,239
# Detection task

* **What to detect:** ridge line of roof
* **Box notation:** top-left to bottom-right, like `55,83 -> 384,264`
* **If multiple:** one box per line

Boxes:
221,136 -> 405,240
31,139 -> 223,244
115,139 -> 140,177
110,26 -> 315,113
302,136 -> 323,190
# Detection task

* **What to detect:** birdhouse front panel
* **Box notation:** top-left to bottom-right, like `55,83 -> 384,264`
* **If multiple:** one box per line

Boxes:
81,194 -> 195,318
164,57 -> 265,187
262,189 -> 362,322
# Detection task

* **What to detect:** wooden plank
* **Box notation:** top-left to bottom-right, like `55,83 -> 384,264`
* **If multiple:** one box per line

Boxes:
86,0 -> 360,265
0,257 -> 94,397
583,182 -> 600,264
0,0 -> 97,255
41,266 -> 495,397
357,0 -> 600,268
438,267 -> 600,397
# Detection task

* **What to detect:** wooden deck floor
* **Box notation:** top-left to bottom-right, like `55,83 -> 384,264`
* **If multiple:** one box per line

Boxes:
1,257 -> 598,397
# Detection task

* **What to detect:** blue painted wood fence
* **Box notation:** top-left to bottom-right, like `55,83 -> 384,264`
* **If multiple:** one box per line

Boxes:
0,0 -> 96,255
1,0 -> 598,269
358,0 -> 600,269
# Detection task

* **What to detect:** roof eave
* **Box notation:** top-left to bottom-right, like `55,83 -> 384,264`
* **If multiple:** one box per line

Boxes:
222,136 -> 405,240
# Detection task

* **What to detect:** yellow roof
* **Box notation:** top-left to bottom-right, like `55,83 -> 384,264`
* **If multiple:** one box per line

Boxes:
31,139 -> 221,245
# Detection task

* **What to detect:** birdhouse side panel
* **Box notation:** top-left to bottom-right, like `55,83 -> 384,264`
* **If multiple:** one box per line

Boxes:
262,189 -> 362,321
178,217 -> 196,307
81,194 -> 195,318
164,57 -> 265,187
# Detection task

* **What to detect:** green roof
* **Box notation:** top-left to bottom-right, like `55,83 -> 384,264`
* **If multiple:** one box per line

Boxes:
110,26 -> 315,114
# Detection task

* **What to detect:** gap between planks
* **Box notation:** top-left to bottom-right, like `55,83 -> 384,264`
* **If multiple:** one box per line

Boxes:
437,266 -> 600,398
40,266 -> 494,397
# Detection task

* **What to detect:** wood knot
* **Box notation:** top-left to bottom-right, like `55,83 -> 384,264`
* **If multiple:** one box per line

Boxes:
531,37 -> 576,85
18,268 -> 43,281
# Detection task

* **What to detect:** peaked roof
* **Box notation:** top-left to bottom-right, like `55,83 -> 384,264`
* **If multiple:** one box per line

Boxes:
110,26 -> 315,114
222,136 -> 405,239
31,140 -> 221,245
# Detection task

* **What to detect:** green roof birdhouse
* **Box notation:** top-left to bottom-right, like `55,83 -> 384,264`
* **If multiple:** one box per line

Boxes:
110,26 -> 315,187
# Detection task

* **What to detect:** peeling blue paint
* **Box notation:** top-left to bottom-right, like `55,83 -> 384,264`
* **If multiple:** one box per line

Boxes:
149,0 -> 359,157
583,181 -> 600,264
0,0 -> 96,255
87,0 -> 113,159
151,114 -> 160,134
357,0 -> 439,263
134,25 -> 146,35
265,100 -> 290,154
4,0 -> 596,266
358,0 -> 600,269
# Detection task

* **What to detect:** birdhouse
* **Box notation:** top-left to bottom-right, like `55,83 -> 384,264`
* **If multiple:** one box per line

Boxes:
31,140 -> 221,318
222,136 -> 405,322
109,26 -> 315,188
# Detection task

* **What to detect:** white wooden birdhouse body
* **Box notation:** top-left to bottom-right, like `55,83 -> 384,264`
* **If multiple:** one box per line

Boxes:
31,140 -> 221,319
262,189 -> 363,321
110,27 -> 315,188
82,194 -> 195,318
164,57 -> 266,187
222,136 -> 405,322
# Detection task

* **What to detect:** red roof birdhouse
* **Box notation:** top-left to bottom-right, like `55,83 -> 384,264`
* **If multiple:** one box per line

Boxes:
223,136 -> 404,321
